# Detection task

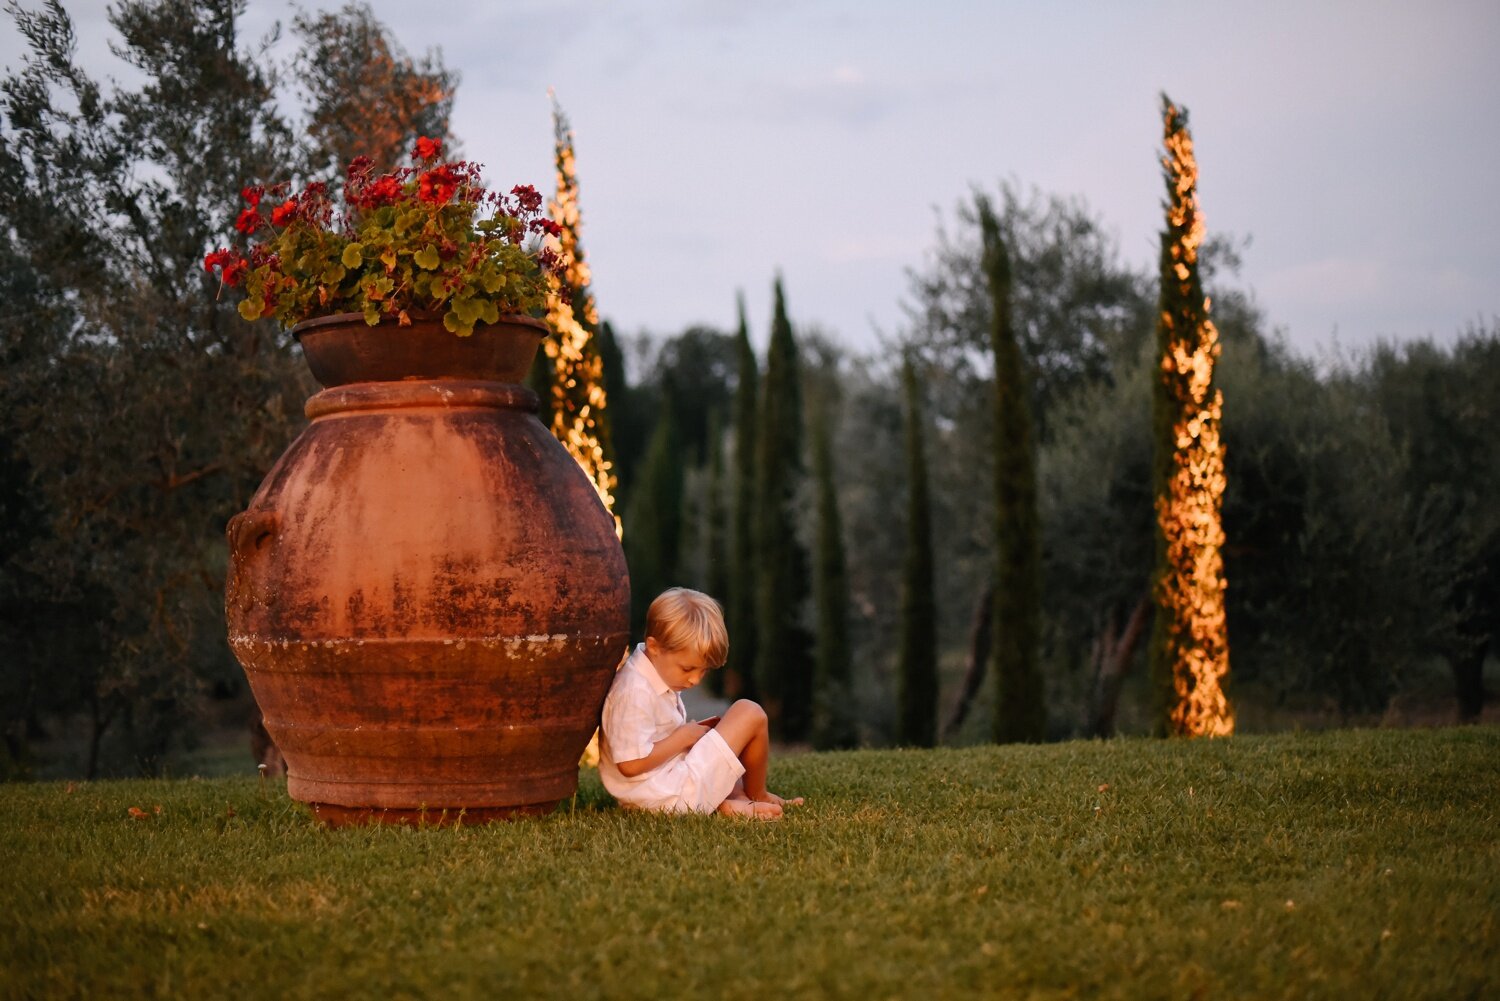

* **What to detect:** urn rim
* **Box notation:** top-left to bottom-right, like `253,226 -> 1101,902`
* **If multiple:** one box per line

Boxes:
292,312 -> 549,388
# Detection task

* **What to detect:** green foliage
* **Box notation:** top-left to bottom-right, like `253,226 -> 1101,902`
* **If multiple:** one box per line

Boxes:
622,390 -> 684,634
0,0 -> 454,774
213,149 -> 558,335
649,326 -> 739,464
811,388 -> 857,750
897,354 -> 938,747
703,414 -> 730,601
291,1 -> 456,176
3,729 -> 1497,998
905,183 -> 1153,439
728,297 -> 760,697
596,320 -> 633,467
979,196 -> 1045,744
702,415 -> 730,695
1366,330 -> 1500,717
611,323 -> 738,636
903,183 -> 1153,741
754,279 -> 813,738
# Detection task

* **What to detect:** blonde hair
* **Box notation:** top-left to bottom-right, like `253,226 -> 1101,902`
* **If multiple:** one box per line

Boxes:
645,588 -> 729,668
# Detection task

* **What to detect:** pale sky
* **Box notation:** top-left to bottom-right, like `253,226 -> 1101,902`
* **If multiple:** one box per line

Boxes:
6,1 -> 1498,356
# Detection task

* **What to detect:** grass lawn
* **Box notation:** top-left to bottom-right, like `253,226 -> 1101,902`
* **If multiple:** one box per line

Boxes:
2,727 -> 1496,999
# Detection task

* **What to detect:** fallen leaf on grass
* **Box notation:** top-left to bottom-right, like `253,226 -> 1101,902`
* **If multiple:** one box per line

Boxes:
1284,899 -> 1296,911
1220,900 -> 1242,911
127,807 -> 149,820
1097,783 -> 1111,792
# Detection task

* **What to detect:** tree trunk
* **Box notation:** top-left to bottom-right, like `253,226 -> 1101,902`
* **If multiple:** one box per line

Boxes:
87,693 -> 109,781
1087,593 -> 1152,738
1452,646 -> 1488,722
943,579 -> 995,739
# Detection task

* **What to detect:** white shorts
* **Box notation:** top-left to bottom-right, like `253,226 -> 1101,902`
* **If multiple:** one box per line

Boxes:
619,728 -> 746,814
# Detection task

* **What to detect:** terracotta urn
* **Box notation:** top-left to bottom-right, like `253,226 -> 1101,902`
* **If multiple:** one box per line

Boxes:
225,313 -> 629,825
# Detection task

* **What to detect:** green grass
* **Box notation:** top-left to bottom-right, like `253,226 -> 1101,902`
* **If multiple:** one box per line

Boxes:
2,728 -> 1496,1000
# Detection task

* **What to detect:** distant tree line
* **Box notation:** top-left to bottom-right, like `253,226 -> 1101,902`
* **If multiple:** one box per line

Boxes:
3,2 -> 1495,779
0,0 -> 456,777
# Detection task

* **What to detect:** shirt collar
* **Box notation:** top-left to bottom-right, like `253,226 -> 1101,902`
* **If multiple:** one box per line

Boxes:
629,642 -> 674,697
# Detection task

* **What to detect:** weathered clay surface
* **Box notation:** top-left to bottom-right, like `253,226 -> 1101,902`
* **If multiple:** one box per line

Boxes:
226,315 -> 629,822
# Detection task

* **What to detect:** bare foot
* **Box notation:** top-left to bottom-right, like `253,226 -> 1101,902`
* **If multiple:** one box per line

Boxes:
752,790 -> 804,808
717,797 -> 783,821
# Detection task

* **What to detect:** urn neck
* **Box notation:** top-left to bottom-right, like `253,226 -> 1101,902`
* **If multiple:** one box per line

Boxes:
305,380 -> 539,419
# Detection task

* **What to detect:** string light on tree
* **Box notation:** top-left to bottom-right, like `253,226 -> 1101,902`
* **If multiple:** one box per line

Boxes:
1148,95 -> 1234,738
543,96 -> 618,769
543,94 -> 618,536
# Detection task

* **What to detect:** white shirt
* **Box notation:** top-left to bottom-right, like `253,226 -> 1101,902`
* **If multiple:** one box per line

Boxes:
598,643 -> 691,807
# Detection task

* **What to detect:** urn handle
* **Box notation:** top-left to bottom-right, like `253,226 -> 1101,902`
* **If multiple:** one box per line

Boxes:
227,509 -> 278,560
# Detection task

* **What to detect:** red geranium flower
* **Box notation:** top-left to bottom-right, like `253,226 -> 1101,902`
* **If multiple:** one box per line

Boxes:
413,136 -> 442,161
418,164 -> 463,204
359,174 -> 403,208
241,185 -> 263,208
270,199 -> 298,226
235,207 -> 260,234
510,184 -> 543,214
204,247 -> 249,286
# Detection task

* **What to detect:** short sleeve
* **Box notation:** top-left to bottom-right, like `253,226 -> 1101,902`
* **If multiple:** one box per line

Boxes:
601,677 -> 655,763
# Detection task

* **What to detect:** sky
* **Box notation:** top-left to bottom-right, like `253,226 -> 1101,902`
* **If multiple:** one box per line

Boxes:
5,0 -> 1498,356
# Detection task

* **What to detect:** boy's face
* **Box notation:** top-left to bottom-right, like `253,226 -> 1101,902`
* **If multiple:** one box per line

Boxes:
645,637 -> 711,692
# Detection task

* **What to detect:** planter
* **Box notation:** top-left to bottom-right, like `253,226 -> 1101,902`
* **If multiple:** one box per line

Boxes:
225,313 -> 629,825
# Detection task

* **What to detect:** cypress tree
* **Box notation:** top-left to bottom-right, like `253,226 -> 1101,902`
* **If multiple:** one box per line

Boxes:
812,393 -> 857,749
539,95 -> 617,526
753,278 -> 813,739
979,195 -> 1046,743
727,293 -> 759,699
1148,95 -> 1233,737
596,319 -> 641,503
705,412 -> 730,606
623,386 -> 683,633
897,352 -> 938,747
704,413 -> 730,696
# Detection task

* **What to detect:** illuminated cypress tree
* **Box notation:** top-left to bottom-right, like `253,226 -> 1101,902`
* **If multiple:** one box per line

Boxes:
754,278 -> 813,738
978,196 -> 1046,743
1148,95 -> 1234,737
541,95 -> 617,530
897,352 -> 938,747
727,293 -> 759,699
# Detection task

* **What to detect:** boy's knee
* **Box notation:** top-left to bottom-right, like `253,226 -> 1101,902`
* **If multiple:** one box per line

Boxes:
731,699 -> 767,724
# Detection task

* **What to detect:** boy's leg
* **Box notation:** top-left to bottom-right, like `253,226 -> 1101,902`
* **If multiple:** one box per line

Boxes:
712,700 -> 803,808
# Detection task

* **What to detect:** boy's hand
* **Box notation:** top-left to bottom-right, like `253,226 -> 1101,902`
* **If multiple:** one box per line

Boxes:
676,721 -> 710,744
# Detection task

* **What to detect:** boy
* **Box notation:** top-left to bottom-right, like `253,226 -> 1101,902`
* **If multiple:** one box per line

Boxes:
599,587 -> 803,820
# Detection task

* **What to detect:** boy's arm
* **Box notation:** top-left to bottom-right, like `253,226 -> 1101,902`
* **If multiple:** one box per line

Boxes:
614,722 -> 710,778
